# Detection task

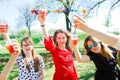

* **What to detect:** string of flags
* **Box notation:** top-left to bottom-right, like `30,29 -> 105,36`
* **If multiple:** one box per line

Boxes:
31,9 -> 86,15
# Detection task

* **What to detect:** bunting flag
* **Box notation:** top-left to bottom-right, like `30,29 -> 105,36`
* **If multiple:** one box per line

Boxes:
31,9 -> 86,15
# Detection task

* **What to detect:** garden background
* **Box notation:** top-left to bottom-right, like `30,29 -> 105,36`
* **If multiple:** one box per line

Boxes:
0,32 -> 96,80
1,0 -> 120,80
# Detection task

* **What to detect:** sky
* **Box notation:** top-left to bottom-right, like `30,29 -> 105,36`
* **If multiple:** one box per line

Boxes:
0,0 -> 120,33
0,0 -> 33,29
0,0 -> 67,32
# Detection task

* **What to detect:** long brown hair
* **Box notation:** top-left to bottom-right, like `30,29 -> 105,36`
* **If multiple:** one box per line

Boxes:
53,29 -> 71,50
84,35 -> 114,60
21,37 -> 39,72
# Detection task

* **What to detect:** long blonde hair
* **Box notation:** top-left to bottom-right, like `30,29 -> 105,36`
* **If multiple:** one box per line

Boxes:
21,37 -> 40,72
84,35 -> 114,60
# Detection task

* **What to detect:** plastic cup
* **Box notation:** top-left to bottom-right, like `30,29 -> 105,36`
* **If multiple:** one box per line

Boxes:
40,10 -> 48,19
71,34 -> 78,46
0,23 -> 8,33
6,39 -> 18,54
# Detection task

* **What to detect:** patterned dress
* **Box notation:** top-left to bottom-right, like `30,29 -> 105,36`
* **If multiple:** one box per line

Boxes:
16,55 -> 44,80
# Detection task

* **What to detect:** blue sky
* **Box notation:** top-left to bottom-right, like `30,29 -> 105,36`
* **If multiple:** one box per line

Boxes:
0,0 -> 67,32
0,0 -> 120,33
0,0 -> 33,27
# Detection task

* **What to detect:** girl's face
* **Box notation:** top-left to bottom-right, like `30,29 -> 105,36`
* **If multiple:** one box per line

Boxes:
56,33 -> 67,47
87,41 -> 101,53
21,41 -> 33,54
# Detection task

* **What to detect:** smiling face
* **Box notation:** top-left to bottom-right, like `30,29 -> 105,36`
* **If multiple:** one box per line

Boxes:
21,37 -> 33,56
56,33 -> 67,48
84,36 -> 102,53
87,41 -> 101,53
22,41 -> 33,54
53,29 -> 70,49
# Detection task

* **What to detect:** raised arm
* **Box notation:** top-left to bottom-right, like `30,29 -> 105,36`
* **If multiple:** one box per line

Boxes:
69,37 -> 90,63
73,14 -> 119,49
73,46 -> 90,63
0,52 -> 20,80
38,10 -> 49,41
0,24 -> 20,80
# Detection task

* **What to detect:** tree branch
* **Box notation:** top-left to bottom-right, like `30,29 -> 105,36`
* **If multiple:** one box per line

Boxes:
108,0 -> 120,16
87,0 -> 107,14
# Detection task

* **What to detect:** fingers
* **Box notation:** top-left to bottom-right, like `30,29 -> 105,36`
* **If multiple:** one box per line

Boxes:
73,14 -> 87,29
38,10 -> 47,24
72,19 -> 80,28
13,43 -> 20,55
0,24 -> 8,33
11,39 -> 20,55
74,14 -> 85,22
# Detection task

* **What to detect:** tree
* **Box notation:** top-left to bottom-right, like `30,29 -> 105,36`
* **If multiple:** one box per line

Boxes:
17,3 -> 36,37
32,0 -> 120,33
104,16 -> 112,32
15,0 -> 120,34
86,0 -> 120,34
56,0 -> 74,32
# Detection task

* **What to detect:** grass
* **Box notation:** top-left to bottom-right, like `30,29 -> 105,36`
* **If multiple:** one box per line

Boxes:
0,33 -> 96,80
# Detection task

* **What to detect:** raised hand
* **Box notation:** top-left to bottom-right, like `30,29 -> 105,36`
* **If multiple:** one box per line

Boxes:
38,9 -> 48,25
73,14 -> 86,29
0,23 -> 8,33
6,39 -> 20,56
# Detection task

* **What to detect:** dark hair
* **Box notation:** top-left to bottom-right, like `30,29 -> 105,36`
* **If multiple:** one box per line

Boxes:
84,35 -> 96,52
53,29 -> 71,50
84,35 -> 114,60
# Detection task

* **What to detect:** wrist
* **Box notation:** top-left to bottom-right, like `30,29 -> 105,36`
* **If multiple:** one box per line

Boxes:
41,24 -> 45,27
3,33 -> 10,41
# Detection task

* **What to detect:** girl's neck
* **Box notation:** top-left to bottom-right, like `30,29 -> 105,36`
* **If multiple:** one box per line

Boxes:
58,46 -> 66,50
25,53 -> 32,58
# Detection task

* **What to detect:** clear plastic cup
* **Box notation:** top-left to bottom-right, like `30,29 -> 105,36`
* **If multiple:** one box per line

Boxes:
71,34 -> 78,46
6,39 -> 18,54
0,23 -> 8,33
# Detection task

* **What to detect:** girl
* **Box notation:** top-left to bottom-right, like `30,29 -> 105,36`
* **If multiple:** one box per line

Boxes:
73,35 -> 120,80
16,37 -> 44,80
38,10 -> 78,80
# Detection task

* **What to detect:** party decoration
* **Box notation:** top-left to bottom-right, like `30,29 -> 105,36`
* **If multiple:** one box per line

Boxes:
31,9 -> 86,15
81,9 -> 86,14
31,9 -> 39,15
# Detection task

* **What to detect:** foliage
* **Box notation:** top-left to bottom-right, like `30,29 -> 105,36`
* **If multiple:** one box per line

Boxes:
0,35 -> 4,40
0,33 -> 96,80
31,35 -> 40,43
17,3 -> 37,37
1,0 -> 120,35
16,30 -> 28,38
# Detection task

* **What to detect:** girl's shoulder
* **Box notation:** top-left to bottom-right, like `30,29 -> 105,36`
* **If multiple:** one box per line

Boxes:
37,54 -> 43,60
108,46 -> 117,51
108,46 -> 118,57
16,54 -> 23,64
17,54 -> 23,59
